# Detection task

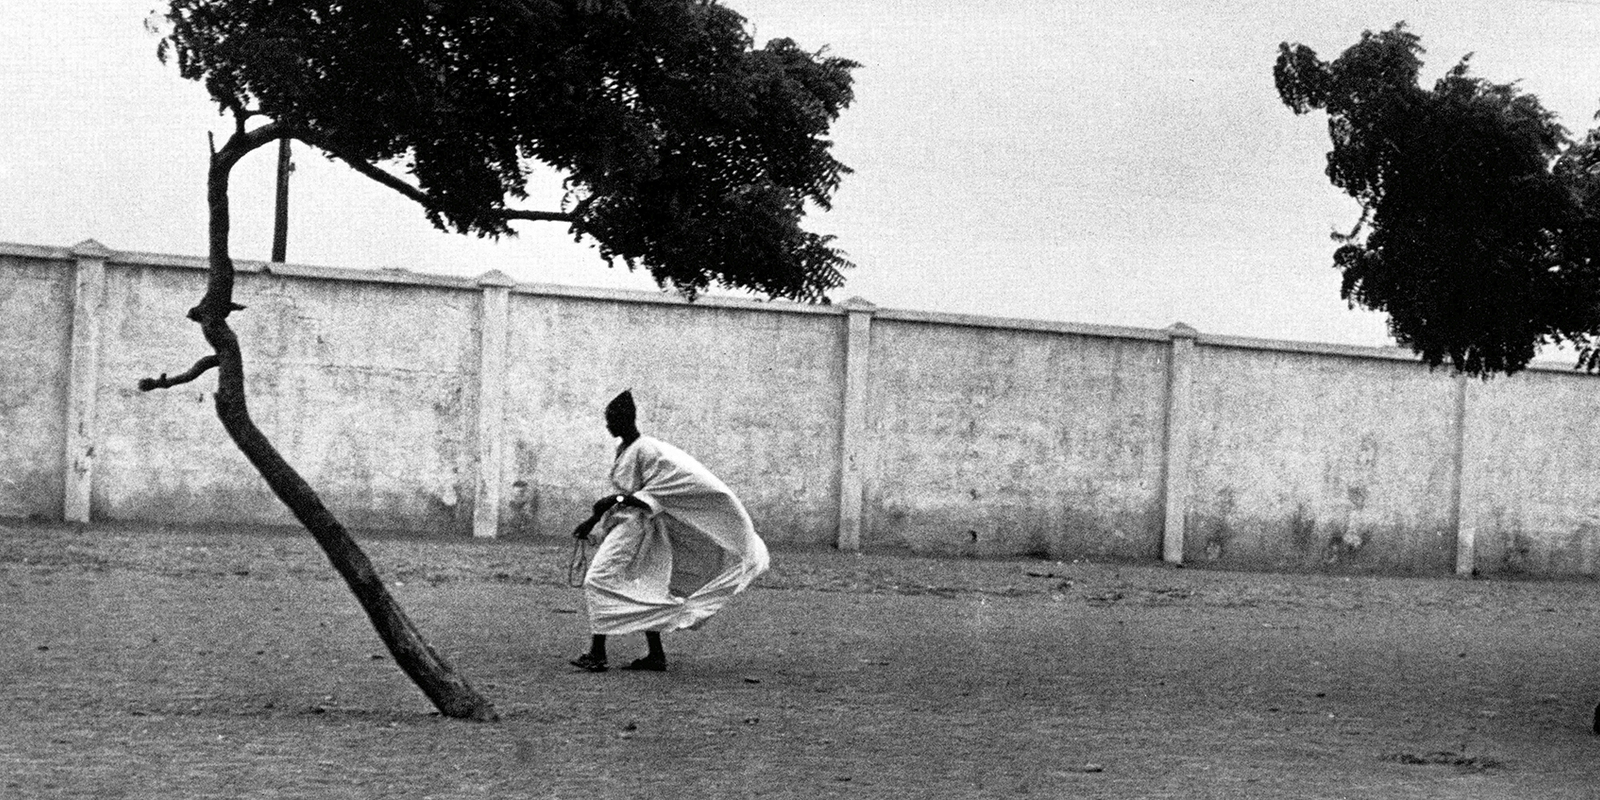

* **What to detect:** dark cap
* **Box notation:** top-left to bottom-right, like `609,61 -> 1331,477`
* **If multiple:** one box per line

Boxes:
605,389 -> 636,426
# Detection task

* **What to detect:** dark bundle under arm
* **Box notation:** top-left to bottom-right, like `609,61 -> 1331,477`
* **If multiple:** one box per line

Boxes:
573,494 -> 647,539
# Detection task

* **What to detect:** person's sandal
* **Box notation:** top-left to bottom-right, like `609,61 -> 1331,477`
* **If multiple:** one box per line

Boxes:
569,653 -> 608,672
621,656 -> 666,672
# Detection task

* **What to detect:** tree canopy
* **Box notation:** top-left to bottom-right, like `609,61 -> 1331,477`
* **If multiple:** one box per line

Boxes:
1275,23 -> 1600,376
160,0 -> 859,302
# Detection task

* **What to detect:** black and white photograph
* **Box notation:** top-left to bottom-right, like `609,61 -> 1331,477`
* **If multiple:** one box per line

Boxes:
3,1 -> 1600,797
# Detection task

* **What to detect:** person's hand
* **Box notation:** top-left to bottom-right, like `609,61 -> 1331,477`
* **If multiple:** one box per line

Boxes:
572,517 -> 596,540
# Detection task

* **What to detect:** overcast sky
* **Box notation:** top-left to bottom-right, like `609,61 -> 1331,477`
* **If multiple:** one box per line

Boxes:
6,1 -> 1600,348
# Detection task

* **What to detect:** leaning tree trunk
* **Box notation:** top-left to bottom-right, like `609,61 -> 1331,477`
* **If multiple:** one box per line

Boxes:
143,123 -> 497,722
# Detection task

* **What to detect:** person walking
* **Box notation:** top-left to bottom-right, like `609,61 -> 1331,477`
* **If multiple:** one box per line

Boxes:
569,390 -> 769,672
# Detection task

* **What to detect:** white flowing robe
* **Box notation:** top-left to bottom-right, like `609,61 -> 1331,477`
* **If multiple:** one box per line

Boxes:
583,436 -> 769,635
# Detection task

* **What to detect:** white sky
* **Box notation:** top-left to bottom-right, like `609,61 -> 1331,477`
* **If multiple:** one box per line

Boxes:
6,0 -> 1600,347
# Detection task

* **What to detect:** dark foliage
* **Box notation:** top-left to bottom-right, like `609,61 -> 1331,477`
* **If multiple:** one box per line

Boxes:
160,0 -> 859,302
1275,23 -> 1600,376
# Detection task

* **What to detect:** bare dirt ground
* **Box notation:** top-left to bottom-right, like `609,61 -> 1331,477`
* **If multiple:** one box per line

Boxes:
2,520 -> 1598,799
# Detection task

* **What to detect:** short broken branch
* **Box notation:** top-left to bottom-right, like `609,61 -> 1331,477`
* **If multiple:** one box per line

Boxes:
137,354 -> 221,392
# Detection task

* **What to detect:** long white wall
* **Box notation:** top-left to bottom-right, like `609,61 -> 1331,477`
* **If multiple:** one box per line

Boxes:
8,240 -> 1600,577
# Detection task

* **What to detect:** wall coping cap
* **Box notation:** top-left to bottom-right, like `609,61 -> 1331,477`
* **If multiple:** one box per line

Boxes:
840,296 -> 878,312
876,307 -> 1173,342
70,239 -> 112,258
477,269 -> 517,288
1166,321 -> 1199,338
506,280 -> 845,316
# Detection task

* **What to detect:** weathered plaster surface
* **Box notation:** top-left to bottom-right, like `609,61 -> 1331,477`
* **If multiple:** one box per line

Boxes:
0,255 -> 72,519
1462,372 -> 1600,577
1185,346 -> 1459,573
864,320 -> 1170,559
12,240 -> 1600,578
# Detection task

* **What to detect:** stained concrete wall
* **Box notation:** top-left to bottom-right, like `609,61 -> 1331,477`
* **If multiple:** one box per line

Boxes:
863,316 -> 1170,560
0,249 -> 73,520
1461,373 -> 1600,576
8,240 -> 1600,578
1184,345 -> 1461,574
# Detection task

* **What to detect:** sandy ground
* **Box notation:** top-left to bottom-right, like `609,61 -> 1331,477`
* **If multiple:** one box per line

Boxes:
2,519 -> 1598,799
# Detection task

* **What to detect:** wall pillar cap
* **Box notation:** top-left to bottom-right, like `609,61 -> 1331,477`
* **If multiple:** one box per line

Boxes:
477,269 -> 517,288
1166,322 -> 1199,339
840,296 -> 878,313
71,239 -> 112,258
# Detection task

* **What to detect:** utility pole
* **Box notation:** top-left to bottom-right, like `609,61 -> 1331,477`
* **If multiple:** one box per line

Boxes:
271,138 -> 292,263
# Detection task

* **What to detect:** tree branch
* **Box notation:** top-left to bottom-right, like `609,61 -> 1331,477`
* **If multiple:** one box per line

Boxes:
190,119 -> 287,324
137,354 -> 221,392
503,208 -> 578,223
296,131 -> 575,225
